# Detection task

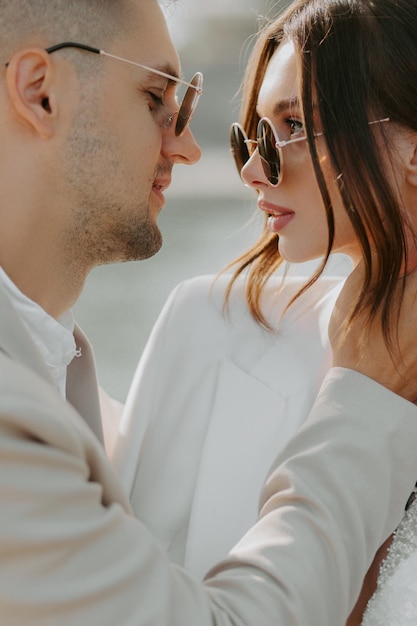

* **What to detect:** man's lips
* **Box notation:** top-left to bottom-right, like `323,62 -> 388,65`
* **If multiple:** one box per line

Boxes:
151,179 -> 171,205
152,179 -> 170,193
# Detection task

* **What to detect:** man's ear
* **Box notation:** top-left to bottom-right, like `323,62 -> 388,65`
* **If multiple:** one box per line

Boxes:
5,49 -> 57,138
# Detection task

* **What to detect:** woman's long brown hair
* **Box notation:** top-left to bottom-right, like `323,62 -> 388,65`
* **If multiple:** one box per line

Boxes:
225,0 -> 416,349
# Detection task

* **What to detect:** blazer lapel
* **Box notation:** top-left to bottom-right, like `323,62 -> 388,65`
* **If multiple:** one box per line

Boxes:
66,325 -> 104,445
183,280 -> 338,578
0,282 -> 104,445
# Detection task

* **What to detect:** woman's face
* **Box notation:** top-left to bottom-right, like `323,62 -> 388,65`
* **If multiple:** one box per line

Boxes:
242,39 -> 360,264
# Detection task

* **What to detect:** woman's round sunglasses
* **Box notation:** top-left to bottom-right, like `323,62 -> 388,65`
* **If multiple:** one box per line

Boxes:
230,118 -> 318,187
230,116 -> 390,187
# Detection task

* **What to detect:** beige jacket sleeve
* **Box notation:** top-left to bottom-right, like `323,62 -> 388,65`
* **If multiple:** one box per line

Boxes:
1,363 -> 416,626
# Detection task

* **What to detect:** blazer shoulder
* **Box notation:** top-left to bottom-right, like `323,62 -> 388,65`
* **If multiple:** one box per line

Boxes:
160,273 -> 345,343
156,274 -> 241,339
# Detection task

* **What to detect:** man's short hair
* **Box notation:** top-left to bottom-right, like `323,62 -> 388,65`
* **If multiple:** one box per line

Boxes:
0,0 -> 133,74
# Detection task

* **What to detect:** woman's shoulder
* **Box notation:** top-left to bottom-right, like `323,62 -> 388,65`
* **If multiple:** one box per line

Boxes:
163,272 -> 346,333
260,274 -> 345,324
169,272 -> 345,310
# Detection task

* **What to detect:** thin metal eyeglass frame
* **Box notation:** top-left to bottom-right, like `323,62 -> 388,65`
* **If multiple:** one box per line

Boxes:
231,116 -> 390,186
256,116 -> 323,186
5,41 -> 203,137
258,116 -> 391,186
230,121 -> 321,175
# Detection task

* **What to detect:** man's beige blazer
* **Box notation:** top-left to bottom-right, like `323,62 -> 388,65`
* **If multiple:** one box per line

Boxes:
1,280 -> 417,625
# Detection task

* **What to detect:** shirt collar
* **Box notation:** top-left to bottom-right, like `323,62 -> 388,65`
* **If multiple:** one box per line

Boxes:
0,267 -> 77,397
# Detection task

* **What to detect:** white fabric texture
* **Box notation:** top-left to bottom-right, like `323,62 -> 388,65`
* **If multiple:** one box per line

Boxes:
362,499 -> 417,625
0,266 -> 77,396
115,273 -> 345,577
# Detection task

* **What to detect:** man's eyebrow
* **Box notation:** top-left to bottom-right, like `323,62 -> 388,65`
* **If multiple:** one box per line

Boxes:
148,63 -> 181,86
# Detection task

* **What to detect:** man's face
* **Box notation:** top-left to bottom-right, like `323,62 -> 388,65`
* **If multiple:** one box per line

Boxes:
62,0 -> 201,268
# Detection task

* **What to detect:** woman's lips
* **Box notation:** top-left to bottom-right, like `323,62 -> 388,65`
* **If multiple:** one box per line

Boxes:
258,200 -> 295,233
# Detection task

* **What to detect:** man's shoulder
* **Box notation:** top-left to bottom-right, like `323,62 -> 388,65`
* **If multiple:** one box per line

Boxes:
0,350 -> 98,458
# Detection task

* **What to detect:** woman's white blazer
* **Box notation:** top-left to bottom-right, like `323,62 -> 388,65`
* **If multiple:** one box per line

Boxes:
114,273 -> 345,578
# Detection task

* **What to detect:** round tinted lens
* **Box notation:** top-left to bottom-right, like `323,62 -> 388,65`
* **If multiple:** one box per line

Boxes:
230,123 -> 250,175
175,72 -> 203,136
257,119 -> 281,186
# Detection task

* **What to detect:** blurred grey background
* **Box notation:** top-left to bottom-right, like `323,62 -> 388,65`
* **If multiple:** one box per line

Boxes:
74,0 -> 350,402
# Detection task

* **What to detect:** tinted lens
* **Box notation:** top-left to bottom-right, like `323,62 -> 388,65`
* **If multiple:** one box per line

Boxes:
230,123 -> 250,175
176,72 -> 203,136
257,119 -> 281,186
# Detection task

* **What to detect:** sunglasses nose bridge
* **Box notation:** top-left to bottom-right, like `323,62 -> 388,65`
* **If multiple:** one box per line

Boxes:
244,138 -> 258,150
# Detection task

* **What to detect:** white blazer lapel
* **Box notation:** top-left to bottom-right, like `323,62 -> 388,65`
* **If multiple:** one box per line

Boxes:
184,279 -> 339,578
66,325 -> 104,445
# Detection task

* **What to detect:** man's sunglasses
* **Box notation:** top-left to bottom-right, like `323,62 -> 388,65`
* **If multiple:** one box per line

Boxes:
5,42 -> 203,137
230,116 -> 390,187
